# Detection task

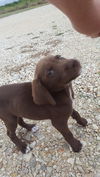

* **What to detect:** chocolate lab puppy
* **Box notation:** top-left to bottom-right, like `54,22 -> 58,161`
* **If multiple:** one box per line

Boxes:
0,55 -> 87,153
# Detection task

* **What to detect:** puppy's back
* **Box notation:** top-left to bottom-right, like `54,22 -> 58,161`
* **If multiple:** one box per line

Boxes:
0,82 -> 33,117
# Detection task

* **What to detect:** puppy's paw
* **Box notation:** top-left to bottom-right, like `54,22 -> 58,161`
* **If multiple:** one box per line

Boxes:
72,140 -> 82,153
25,145 -> 32,154
31,125 -> 39,133
20,143 -> 31,154
20,143 -> 27,154
79,118 -> 88,127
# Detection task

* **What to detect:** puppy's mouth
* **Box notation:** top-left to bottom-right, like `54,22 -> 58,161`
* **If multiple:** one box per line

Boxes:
66,67 -> 81,84
52,68 -> 82,92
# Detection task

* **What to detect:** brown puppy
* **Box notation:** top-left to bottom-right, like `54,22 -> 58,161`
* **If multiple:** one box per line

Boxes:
0,55 -> 87,153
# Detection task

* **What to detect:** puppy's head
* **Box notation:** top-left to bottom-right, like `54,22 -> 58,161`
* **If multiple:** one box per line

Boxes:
32,55 -> 81,105
35,55 -> 81,91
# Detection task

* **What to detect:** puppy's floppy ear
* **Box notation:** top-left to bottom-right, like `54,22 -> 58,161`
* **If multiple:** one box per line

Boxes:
32,79 -> 56,105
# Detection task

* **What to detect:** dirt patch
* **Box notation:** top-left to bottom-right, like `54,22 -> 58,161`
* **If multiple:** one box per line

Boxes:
45,39 -> 61,47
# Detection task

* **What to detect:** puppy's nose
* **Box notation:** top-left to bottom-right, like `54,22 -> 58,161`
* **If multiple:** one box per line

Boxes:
71,59 -> 81,69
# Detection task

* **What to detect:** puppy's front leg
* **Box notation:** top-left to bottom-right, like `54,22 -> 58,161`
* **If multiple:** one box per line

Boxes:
51,119 -> 82,152
72,109 -> 88,127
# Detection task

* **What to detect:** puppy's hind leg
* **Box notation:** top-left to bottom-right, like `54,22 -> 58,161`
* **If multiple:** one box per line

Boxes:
18,117 -> 39,133
72,109 -> 87,127
4,116 -> 29,153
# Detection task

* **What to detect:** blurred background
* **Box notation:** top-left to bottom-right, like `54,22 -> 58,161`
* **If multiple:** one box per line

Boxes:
0,0 -> 47,18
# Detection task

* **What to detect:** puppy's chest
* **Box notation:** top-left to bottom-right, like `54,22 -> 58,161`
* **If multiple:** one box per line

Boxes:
53,89 -> 73,105
68,87 -> 73,101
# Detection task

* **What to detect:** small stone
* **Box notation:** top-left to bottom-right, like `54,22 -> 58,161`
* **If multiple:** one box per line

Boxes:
41,164 -> 47,171
25,132 -> 33,141
47,167 -> 53,173
87,119 -> 92,124
98,100 -> 100,106
29,155 -> 37,169
30,141 -> 36,148
76,157 -> 82,165
68,172 -> 75,177
0,144 -> 2,148
53,165 -> 57,169
45,148 -> 48,151
10,172 -> 18,177
94,173 -> 100,177
23,152 -> 32,162
77,166 -> 84,173
97,87 -> 100,97
62,152 -> 68,157
36,158 -> 45,164
0,161 -> 3,168
67,158 -> 74,165
42,172 -> 46,176
95,115 -> 100,121
32,125 -> 39,133
97,136 -> 100,141
93,124 -> 98,130
97,143 -> 100,151
85,173 -> 93,177
81,140 -> 87,147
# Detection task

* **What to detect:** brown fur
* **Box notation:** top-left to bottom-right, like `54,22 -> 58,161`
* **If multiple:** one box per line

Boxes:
0,55 -> 87,153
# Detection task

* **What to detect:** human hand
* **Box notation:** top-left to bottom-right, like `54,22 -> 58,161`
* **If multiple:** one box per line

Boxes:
48,0 -> 100,37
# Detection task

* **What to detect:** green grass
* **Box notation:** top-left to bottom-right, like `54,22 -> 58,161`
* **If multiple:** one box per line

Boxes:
0,0 -> 47,18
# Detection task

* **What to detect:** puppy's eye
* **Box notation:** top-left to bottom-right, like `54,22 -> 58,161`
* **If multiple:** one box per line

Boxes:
55,55 -> 61,59
47,69 -> 54,76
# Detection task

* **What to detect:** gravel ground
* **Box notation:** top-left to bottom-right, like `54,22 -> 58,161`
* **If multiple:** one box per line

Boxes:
0,4 -> 100,177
